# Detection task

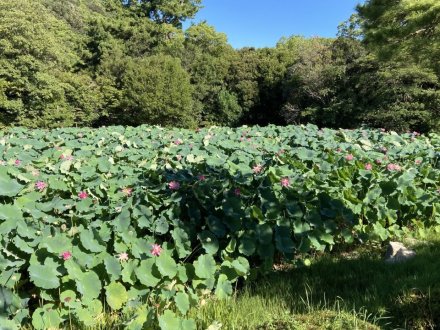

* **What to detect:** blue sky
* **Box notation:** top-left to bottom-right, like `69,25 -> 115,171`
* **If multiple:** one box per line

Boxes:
184,0 -> 364,48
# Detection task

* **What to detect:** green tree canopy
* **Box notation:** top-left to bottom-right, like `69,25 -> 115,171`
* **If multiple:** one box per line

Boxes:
0,0 -> 101,128
357,0 -> 440,74
120,55 -> 196,127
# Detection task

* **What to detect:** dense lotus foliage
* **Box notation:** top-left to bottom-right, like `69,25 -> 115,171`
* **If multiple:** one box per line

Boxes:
0,125 -> 439,329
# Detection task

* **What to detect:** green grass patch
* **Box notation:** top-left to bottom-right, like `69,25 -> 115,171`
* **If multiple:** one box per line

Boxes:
192,232 -> 440,329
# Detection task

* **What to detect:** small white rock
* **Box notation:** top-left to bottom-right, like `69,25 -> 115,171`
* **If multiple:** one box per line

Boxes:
385,241 -> 416,263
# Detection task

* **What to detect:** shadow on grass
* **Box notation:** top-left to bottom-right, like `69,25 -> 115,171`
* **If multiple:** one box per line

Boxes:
250,237 -> 440,329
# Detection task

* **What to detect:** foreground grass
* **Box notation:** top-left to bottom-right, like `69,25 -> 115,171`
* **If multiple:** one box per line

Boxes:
191,231 -> 440,330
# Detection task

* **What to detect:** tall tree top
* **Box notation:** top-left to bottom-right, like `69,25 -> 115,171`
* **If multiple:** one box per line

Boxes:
122,0 -> 202,27
357,0 -> 440,72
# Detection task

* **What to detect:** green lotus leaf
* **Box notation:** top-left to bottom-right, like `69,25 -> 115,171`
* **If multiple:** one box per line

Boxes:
60,290 -> 77,308
75,308 -> 98,327
80,230 -> 106,253
215,274 -> 233,299
256,223 -> 272,244
113,208 -> 131,232
231,257 -> 250,276
59,160 -> 73,174
198,231 -> 219,255
121,260 -> 137,285
75,300 -> 102,327
104,254 -> 122,281
0,287 -> 22,315
0,317 -> 19,330
135,259 -> 161,287
154,217 -> 169,235
41,235 -> 71,254
13,236 -> 33,254
76,271 -> 101,300
319,233 -> 335,245
47,176 -> 69,191
158,310 -> 180,330
172,227 -> 192,258
194,254 -> 216,279
0,204 -> 22,234
181,319 -> 196,330
31,305 -> 61,330
0,169 -> 23,197
174,292 -> 190,315
105,282 -> 128,310
29,259 -> 61,289
97,158 -> 112,173
156,254 -> 178,278
238,236 -> 256,256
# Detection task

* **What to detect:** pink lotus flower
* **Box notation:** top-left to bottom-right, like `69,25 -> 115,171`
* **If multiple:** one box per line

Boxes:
174,139 -> 182,146
280,177 -> 290,187
376,159 -> 382,164
117,252 -> 129,262
345,154 -> 354,161
35,181 -> 47,191
122,187 -> 132,196
364,163 -> 373,171
60,154 -> 65,160
150,244 -> 162,257
252,164 -> 263,174
198,175 -> 206,181
14,159 -> 21,166
234,188 -> 241,196
78,191 -> 88,199
415,159 -> 422,165
168,181 -> 180,190
61,251 -> 72,261
387,163 -> 401,171
387,163 -> 396,171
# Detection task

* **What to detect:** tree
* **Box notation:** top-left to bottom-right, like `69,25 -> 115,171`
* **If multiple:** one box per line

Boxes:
182,23 -> 237,125
120,55 -> 197,128
122,0 -> 202,27
280,37 -> 344,126
362,65 -> 440,132
357,0 -> 440,74
0,0 -> 101,128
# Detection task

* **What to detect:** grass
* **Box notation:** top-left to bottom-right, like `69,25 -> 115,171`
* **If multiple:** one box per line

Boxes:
191,230 -> 440,330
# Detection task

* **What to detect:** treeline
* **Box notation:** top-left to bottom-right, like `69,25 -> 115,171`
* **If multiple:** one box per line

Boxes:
0,0 -> 439,132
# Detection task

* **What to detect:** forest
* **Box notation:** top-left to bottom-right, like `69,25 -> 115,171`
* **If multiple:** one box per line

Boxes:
0,0 -> 439,132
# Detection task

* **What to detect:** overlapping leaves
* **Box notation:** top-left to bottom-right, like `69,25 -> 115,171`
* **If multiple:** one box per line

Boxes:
0,124 -> 438,329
